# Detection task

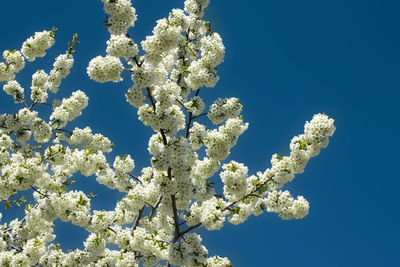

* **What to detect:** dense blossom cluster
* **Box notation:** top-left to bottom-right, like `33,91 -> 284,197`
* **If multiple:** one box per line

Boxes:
106,34 -> 139,60
31,70 -> 50,103
87,55 -> 124,83
0,50 -> 26,81
102,0 -> 137,35
208,98 -> 242,124
21,30 -> 56,62
2,80 -> 24,103
0,0 -> 336,266
48,53 -> 74,93
50,90 -> 88,127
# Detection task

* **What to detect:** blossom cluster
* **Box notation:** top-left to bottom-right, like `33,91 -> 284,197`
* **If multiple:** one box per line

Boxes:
2,80 -> 24,103
48,53 -> 74,93
208,98 -> 242,124
0,0 -> 336,266
0,28 -> 54,82
87,0 -> 139,83
106,34 -> 138,60
87,55 -> 124,83
102,0 -> 137,35
21,30 -> 56,62
50,90 -> 88,127
0,50 -> 25,81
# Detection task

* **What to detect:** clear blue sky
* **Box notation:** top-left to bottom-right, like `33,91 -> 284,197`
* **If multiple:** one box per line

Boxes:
1,0 -> 399,266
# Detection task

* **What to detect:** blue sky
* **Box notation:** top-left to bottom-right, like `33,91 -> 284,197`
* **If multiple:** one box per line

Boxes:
1,0 -> 399,266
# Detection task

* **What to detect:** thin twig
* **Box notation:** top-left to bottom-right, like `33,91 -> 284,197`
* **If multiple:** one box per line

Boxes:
192,112 -> 208,119
107,226 -> 117,234
146,87 -> 157,113
175,98 -> 187,111
52,128 -> 73,136
177,223 -> 202,240
132,207 -> 144,233
28,100 -> 37,110
149,196 -> 163,218
109,165 -> 142,184
30,186 -> 48,198
124,68 -> 134,73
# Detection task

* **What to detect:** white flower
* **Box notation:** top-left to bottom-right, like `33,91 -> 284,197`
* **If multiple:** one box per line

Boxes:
31,118 -> 52,143
3,80 -> 24,103
220,161 -> 248,201
68,127 -> 113,153
264,190 -> 309,220
84,233 -> 106,256
113,154 -> 135,173
107,34 -> 138,60
131,63 -> 163,88
304,113 -> 336,148
200,33 -> 225,67
50,90 -> 88,127
184,0 -> 210,18
21,30 -> 55,61
87,55 -> 124,83
0,62 -> 16,81
208,97 -> 242,124
30,70 -> 49,103
269,154 -> 295,188
126,84 -> 145,107
3,49 -> 25,72
102,0 -> 137,35
200,197 -> 228,230
141,18 -> 182,54
185,60 -> 219,89
189,122 -> 208,150
48,53 -> 74,93
206,255 -> 232,267
184,96 -> 205,115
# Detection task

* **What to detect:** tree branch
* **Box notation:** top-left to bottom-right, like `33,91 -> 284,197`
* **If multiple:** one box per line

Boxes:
177,223 -> 202,239
146,87 -> 157,113
109,165 -> 142,185
171,194 -> 181,243
149,196 -> 163,218
132,207 -> 144,233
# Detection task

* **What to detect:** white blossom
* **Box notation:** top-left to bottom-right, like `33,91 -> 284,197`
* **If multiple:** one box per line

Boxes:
107,34 -> 138,60
31,118 -> 52,143
87,55 -> 124,83
30,69 -> 49,103
264,190 -> 309,220
2,80 -> 24,103
220,161 -> 248,201
0,62 -> 15,81
126,84 -> 145,107
3,49 -> 25,73
185,96 -> 205,115
68,127 -> 112,152
50,90 -> 88,127
208,97 -> 243,124
48,53 -> 74,93
113,154 -> 135,173
102,0 -> 137,35
21,30 -> 55,61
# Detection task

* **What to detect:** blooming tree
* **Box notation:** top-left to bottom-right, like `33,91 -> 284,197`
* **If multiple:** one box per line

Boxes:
0,0 -> 335,266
